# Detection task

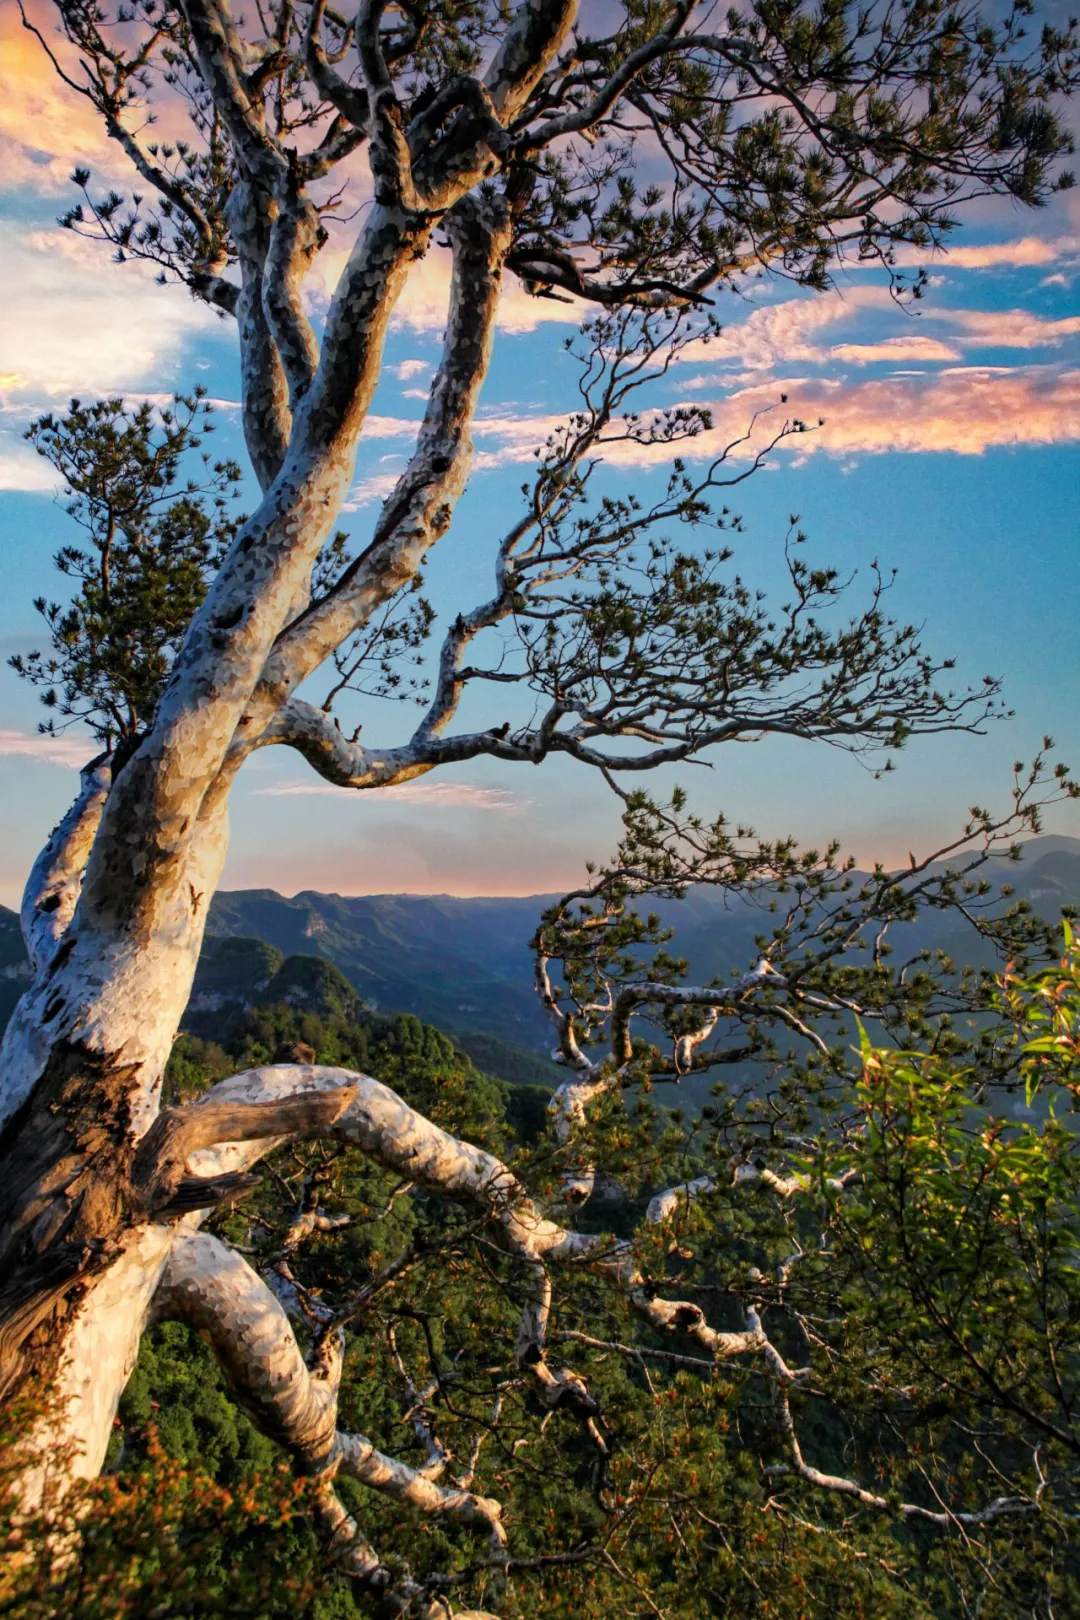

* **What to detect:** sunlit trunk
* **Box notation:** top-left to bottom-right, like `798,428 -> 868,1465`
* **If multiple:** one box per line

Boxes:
0,798 -> 229,1462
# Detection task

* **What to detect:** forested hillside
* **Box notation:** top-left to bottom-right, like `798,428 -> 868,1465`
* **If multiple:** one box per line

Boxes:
4,836 -> 1076,1092
7,924 -> 1080,1618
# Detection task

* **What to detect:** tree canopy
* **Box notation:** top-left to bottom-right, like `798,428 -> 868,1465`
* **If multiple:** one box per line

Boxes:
2,1 -> 1079,1616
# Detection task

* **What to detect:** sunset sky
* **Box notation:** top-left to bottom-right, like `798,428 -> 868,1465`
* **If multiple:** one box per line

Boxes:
1,0 -> 1078,908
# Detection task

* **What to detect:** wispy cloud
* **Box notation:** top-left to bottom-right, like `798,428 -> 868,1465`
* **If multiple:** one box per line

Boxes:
678,293 -> 879,374
360,413 -> 421,439
897,235 -> 1080,271
0,230 -> 218,400
0,729 -> 96,767
642,365 -> 1080,463
930,308 -> 1080,350
256,779 -> 524,812
394,359 -> 430,381
342,470 -> 404,510
453,362 -> 1080,471
829,336 -> 962,365
673,291 -> 1080,380
0,440 -> 60,492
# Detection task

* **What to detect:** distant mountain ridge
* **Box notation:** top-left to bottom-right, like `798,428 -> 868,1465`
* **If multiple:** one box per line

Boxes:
1,836 -> 1077,1087
204,887 -> 554,1050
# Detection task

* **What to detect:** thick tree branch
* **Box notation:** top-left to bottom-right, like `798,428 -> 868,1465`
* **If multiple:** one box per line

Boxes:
20,754 -> 111,974
179,0 -> 287,186
484,0 -> 578,121
227,180 -> 293,489
303,0 -> 369,131
609,965 -> 784,1068
182,2 -> 319,447
154,1231 -> 505,1544
357,0 -> 419,208
76,205 -> 427,937
154,1228 -> 343,1462
261,182 -> 323,408
246,188 -> 512,733
132,1084 -> 359,1212
186,1064 -> 795,1368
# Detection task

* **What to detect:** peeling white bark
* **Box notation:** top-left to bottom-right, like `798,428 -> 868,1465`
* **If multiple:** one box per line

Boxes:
0,795 -> 229,1134
484,0 -> 578,118
154,1230 -> 505,1543
249,191 -> 512,745
20,755 -> 111,976
646,1175 -> 717,1227
19,1222 -> 178,1510
185,1065 -> 782,1367
156,1229 -> 344,1461
5,0 -> 1056,1589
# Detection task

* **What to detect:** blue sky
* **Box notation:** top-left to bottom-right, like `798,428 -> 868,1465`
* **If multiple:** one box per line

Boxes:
1,3 -> 1078,907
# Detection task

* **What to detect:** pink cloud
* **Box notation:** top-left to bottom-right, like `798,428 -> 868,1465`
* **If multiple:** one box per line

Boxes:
660,365 -> 1080,462
678,291 -> 887,374
256,779 -> 524,812
897,235 -> 1080,270
0,7 -> 115,190
930,308 -> 1080,350
0,2 -> 197,192
675,292 -> 1080,380
829,336 -> 961,365
457,364 -> 1080,470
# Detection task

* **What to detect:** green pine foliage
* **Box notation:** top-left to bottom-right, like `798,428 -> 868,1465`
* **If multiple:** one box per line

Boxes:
9,393 -> 243,748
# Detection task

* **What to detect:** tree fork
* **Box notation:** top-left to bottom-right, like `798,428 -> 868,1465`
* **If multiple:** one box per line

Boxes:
0,1054 -> 359,1399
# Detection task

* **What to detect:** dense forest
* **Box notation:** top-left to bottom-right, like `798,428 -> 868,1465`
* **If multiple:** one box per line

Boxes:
5,914 -> 1080,1617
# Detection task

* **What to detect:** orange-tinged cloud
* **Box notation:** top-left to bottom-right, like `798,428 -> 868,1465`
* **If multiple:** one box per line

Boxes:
454,364 -> 1080,471
931,308 -> 1080,349
660,366 -> 1080,463
678,290 -> 888,373
257,779 -> 524,812
676,291 -> 1080,378
0,1 -> 204,191
0,5 -> 124,189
